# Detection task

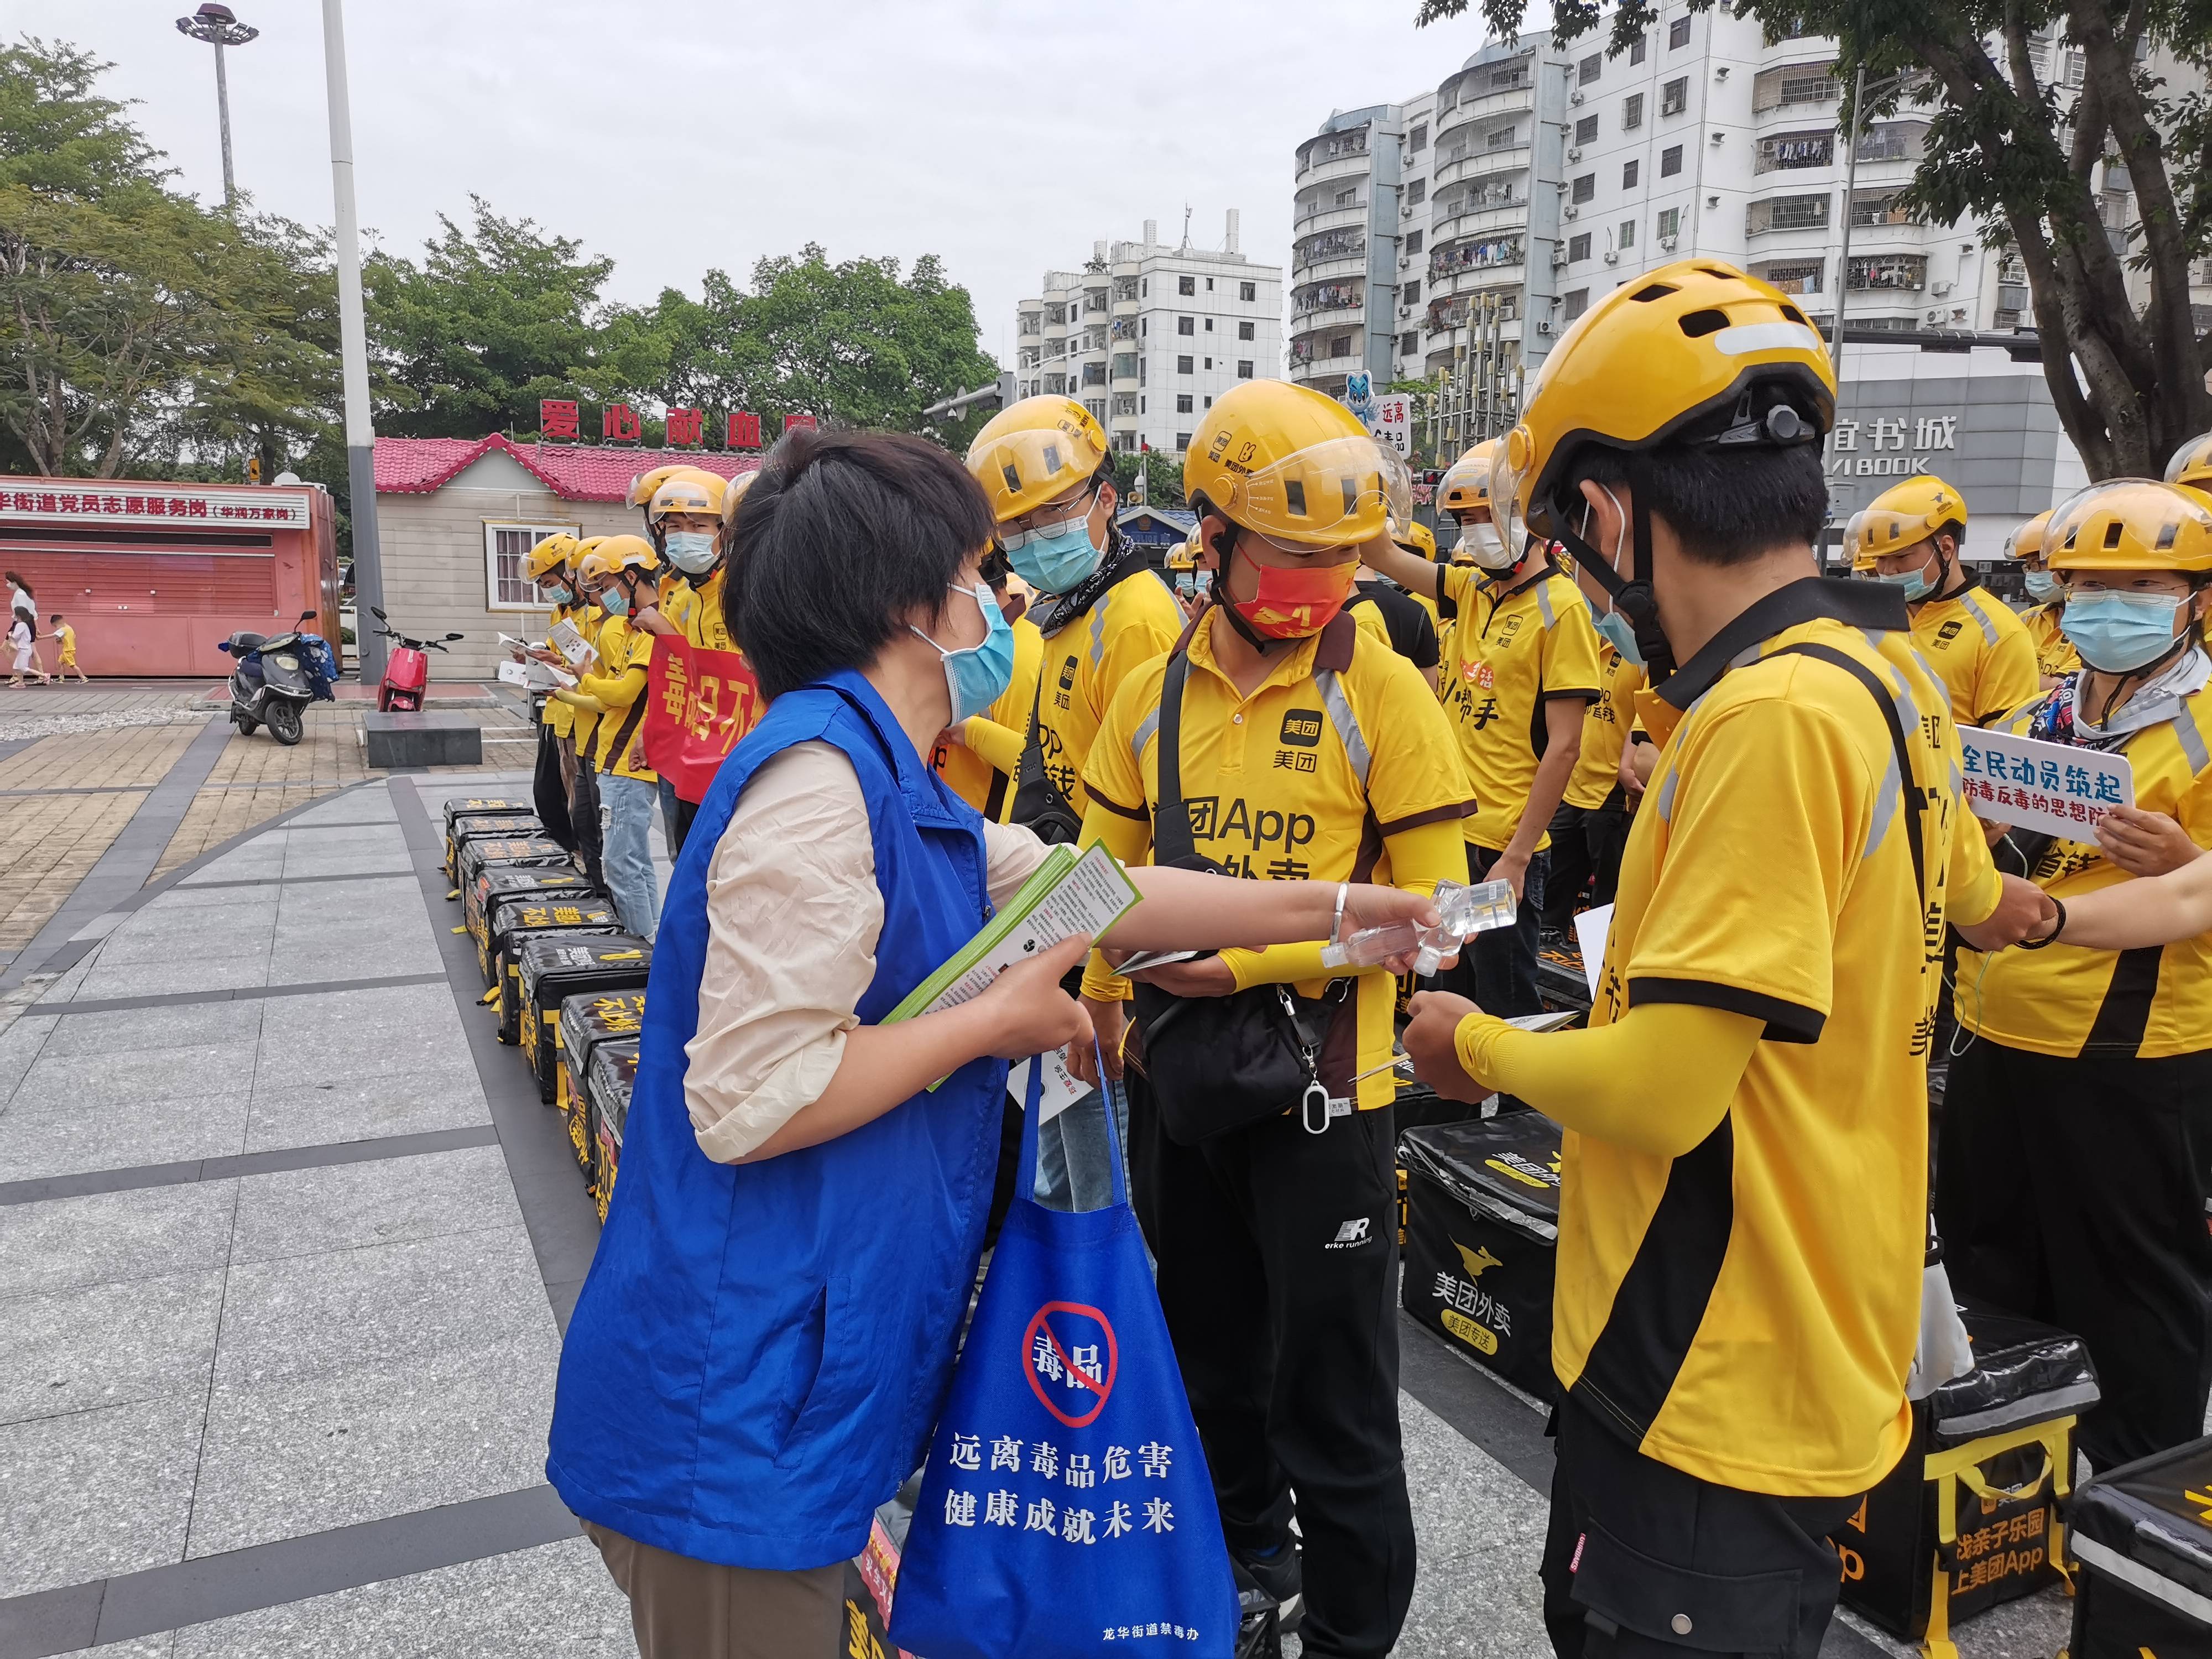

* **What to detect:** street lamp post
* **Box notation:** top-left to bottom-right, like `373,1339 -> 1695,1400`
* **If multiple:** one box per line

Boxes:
319,0 -> 385,683
175,4 -> 258,211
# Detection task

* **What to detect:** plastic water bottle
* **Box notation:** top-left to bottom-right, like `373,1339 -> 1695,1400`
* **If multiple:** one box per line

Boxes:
1319,878 -> 1517,974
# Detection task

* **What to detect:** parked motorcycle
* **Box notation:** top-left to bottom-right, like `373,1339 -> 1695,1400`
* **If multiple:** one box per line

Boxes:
218,609 -> 337,747
371,608 -> 463,711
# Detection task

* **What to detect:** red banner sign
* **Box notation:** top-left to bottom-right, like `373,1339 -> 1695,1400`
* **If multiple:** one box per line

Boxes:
0,486 -> 312,528
642,635 -> 766,802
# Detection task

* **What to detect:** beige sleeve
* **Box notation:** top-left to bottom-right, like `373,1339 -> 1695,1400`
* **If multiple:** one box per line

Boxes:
685,742 -> 883,1162
981,819 -> 1053,906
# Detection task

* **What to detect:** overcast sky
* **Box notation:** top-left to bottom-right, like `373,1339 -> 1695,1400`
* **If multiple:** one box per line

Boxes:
23,0 -> 1531,379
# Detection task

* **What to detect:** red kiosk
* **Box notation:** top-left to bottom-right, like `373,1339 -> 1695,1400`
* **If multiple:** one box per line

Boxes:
0,479 -> 341,679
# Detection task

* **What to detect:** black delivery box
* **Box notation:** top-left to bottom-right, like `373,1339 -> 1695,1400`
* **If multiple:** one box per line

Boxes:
557,990 -> 646,1160
456,832 -> 570,898
1832,1304 -> 2097,1643
444,810 -> 541,879
493,906 -> 624,1044
2063,1433 -> 2212,1658
519,936 -> 650,1099
468,867 -> 599,970
440,798 -> 534,874
1399,1115 -> 1563,1403
586,1036 -> 640,1223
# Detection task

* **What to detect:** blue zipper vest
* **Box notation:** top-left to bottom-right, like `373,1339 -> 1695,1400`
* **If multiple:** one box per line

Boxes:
546,668 -> 1006,1568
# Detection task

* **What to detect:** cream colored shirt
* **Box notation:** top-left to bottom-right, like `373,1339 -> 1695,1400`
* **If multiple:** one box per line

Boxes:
686,739 -> 1052,1162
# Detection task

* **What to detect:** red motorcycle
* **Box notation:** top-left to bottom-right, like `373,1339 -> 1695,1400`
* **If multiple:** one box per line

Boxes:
369,608 -> 463,711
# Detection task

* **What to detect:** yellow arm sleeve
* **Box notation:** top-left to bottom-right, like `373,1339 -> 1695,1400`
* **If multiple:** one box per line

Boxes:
1454,1000 -> 1764,1159
964,715 -> 1026,779
580,662 -> 648,707
1220,815 -> 1468,990
1079,797 -> 1155,1003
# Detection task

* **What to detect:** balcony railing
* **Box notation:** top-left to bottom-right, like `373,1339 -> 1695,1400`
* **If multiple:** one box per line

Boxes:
1746,193 -> 1831,234
1292,280 -> 1363,317
1847,253 -> 1927,291
1756,132 -> 1834,172
1294,228 -> 1368,267
1430,236 -> 1526,278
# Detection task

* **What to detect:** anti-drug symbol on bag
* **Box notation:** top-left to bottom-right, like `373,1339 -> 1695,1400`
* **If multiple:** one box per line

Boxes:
1022,1301 -> 1119,1428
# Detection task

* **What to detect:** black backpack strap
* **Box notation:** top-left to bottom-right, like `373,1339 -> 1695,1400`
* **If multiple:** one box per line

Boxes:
1010,666 -> 1083,843
1770,642 -> 1927,911
1150,651 -> 1200,867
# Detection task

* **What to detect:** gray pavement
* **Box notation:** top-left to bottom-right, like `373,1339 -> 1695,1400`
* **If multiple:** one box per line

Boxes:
0,770 -> 2083,1657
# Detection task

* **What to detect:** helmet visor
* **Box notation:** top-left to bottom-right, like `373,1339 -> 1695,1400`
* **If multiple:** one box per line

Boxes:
1227,434 -> 1387,547
968,425 -> 1098,523
1379,447 -> 1415,539
1490,431 -> 1531,555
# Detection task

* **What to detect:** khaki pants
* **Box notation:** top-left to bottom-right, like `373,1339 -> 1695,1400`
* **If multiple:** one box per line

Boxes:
586,1522 -> 844,1659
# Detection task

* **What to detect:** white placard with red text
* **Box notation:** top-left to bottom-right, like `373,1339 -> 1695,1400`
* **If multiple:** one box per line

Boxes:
1958,726 -> 2133,838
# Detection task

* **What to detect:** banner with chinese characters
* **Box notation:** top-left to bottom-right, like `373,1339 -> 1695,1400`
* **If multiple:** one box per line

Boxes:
640,635 -> 765,802
888,1067 -> 1240,1658
0,484 -> 311,529
1959,726 -> 2133,838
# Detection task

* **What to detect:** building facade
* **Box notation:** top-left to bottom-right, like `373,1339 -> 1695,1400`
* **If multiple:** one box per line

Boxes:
1012,217 -> 1283,457
1295,9 -> 2212,453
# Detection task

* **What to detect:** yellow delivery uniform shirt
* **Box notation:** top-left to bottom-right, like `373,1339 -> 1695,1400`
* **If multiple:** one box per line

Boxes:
1079,612 -> 1473,1109
1435,560 -> 1604,851
1563,644 -> 1647,811
1955,681 -> 2212,1058
1910,582 -> 2039,727
938,614 -> 1044,821
581,615 -> 656,784
1561,579 -> 2001,1495
1018,566 -> 1185,825
661,568 -> 735,654
2020,601 -> 2080,679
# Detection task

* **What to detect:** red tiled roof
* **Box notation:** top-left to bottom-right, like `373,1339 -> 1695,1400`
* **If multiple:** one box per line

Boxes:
373,434 -> 762,502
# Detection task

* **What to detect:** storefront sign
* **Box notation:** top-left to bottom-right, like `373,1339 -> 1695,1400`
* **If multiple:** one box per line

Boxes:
1826,412 -> 1960,478
1374,393 -> 1412,457
535,398 -> 797,452
0,485 -> 312,529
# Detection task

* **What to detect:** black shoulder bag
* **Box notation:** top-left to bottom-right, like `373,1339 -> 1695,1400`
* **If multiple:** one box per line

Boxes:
1130,623 -> 1364,1145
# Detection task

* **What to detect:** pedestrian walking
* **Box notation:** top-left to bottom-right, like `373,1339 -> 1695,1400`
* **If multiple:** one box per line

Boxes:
48,614 -> 86,683
7,606 -> 49,687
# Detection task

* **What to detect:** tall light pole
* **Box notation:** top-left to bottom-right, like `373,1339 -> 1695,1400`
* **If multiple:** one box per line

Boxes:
1830,65 -> 1869,374
175,4 -> 257,211
320,0 -> 385,681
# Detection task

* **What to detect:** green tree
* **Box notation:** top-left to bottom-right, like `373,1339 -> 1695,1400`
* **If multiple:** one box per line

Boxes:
1110,448 -> 1188,510
648,243 -> 999,442
1416,0 -> 2212,478
368,196 -> 666,439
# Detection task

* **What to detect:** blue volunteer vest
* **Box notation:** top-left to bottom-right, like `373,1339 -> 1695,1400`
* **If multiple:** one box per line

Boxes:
546,667 -> 1009,1569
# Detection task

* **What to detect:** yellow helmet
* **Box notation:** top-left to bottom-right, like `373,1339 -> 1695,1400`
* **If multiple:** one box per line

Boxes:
627,463 -> 719,511
1493,259 -> 1834,550
1860,474 -> 1968,558
1183,378 -> 1388,550
647,471 -> 725,526
578,533 -> 664,585
2166,431 -> 2212,495
2004,509 -> 2052,562
966,396 -> 1112,524
1841,510 -> 1873,572
1165,540 -> 1197,572
718,469 -> 758,536
525,532 -> 579,583
1397,519 -> 1439,562
2046,478 -> 2212,574
1438,440 -> 1500,516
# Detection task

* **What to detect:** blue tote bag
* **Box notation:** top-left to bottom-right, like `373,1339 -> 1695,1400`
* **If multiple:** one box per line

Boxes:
889,1062 -> 1240,1658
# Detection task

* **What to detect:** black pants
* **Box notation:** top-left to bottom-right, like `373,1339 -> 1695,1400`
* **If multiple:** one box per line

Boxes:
1429,842 -> 1547,1018
1541,1397 -> 1858,1659
1935,1036 -> 2212,1470
1541,798 -> 1630,936
571,751 -> 606,894
1137,1093 -> 1415,1659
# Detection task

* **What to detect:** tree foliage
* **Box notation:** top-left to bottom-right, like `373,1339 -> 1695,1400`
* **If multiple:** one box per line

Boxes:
1415,0 -> 2212,478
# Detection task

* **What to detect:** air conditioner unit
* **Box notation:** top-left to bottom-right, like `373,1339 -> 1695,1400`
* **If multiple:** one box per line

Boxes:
1570,90 -> 1585,106
1552,256 -> 1570,270
1931,280 -> 1954,297
1536,319 -> 1555,333
1567,147 -> 1583,161
1709,131 -> 1725,144
1659,234 -> 1679,250
1563,205 -> 1580,219
1604,250 -> 1620,264
1399,305 -> 1414,318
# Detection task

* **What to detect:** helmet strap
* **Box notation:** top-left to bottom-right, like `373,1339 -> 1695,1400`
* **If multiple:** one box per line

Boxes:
1212,535 -> 1286,655
1556,455 -> 1676,685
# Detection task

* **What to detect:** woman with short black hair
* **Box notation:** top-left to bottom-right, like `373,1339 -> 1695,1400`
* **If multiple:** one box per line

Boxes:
547,426 -> 1449,1656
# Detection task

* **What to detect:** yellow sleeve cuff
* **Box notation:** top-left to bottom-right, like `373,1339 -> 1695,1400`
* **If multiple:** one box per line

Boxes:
1224,941 -> 1331,990
1453,1013 -> 1520,1093
1081,950 -> 1133,1004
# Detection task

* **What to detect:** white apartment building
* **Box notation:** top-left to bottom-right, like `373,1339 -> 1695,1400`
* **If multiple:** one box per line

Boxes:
1295,11 -> 2212,451
1012,217 -> 1284,458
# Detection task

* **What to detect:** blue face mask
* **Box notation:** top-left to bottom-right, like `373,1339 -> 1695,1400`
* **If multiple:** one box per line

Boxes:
1004,514 -> 1104,596
914,582 -> 1016,723
2060,590 -> 2187,672
599,580 -> 632,617
1593,607 -> 1644,667
1877,565 -> 1935,602
2023,569 -> 2059,603
540,583 -> 572,607
664,530 -> 718,575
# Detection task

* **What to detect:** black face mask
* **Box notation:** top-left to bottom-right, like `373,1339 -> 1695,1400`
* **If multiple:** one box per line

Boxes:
1553,454 -> 1677,687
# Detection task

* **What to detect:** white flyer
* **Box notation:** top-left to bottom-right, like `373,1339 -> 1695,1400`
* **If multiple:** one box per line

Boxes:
1957,726 -> 2133,839
1007,1048 -> 1091,1125
547,618 -> 595,667
1573,903 -> 1614,1000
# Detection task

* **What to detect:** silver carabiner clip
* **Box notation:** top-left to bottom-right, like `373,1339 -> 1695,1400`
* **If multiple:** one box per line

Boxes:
1302,1078 -> 1332,1135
